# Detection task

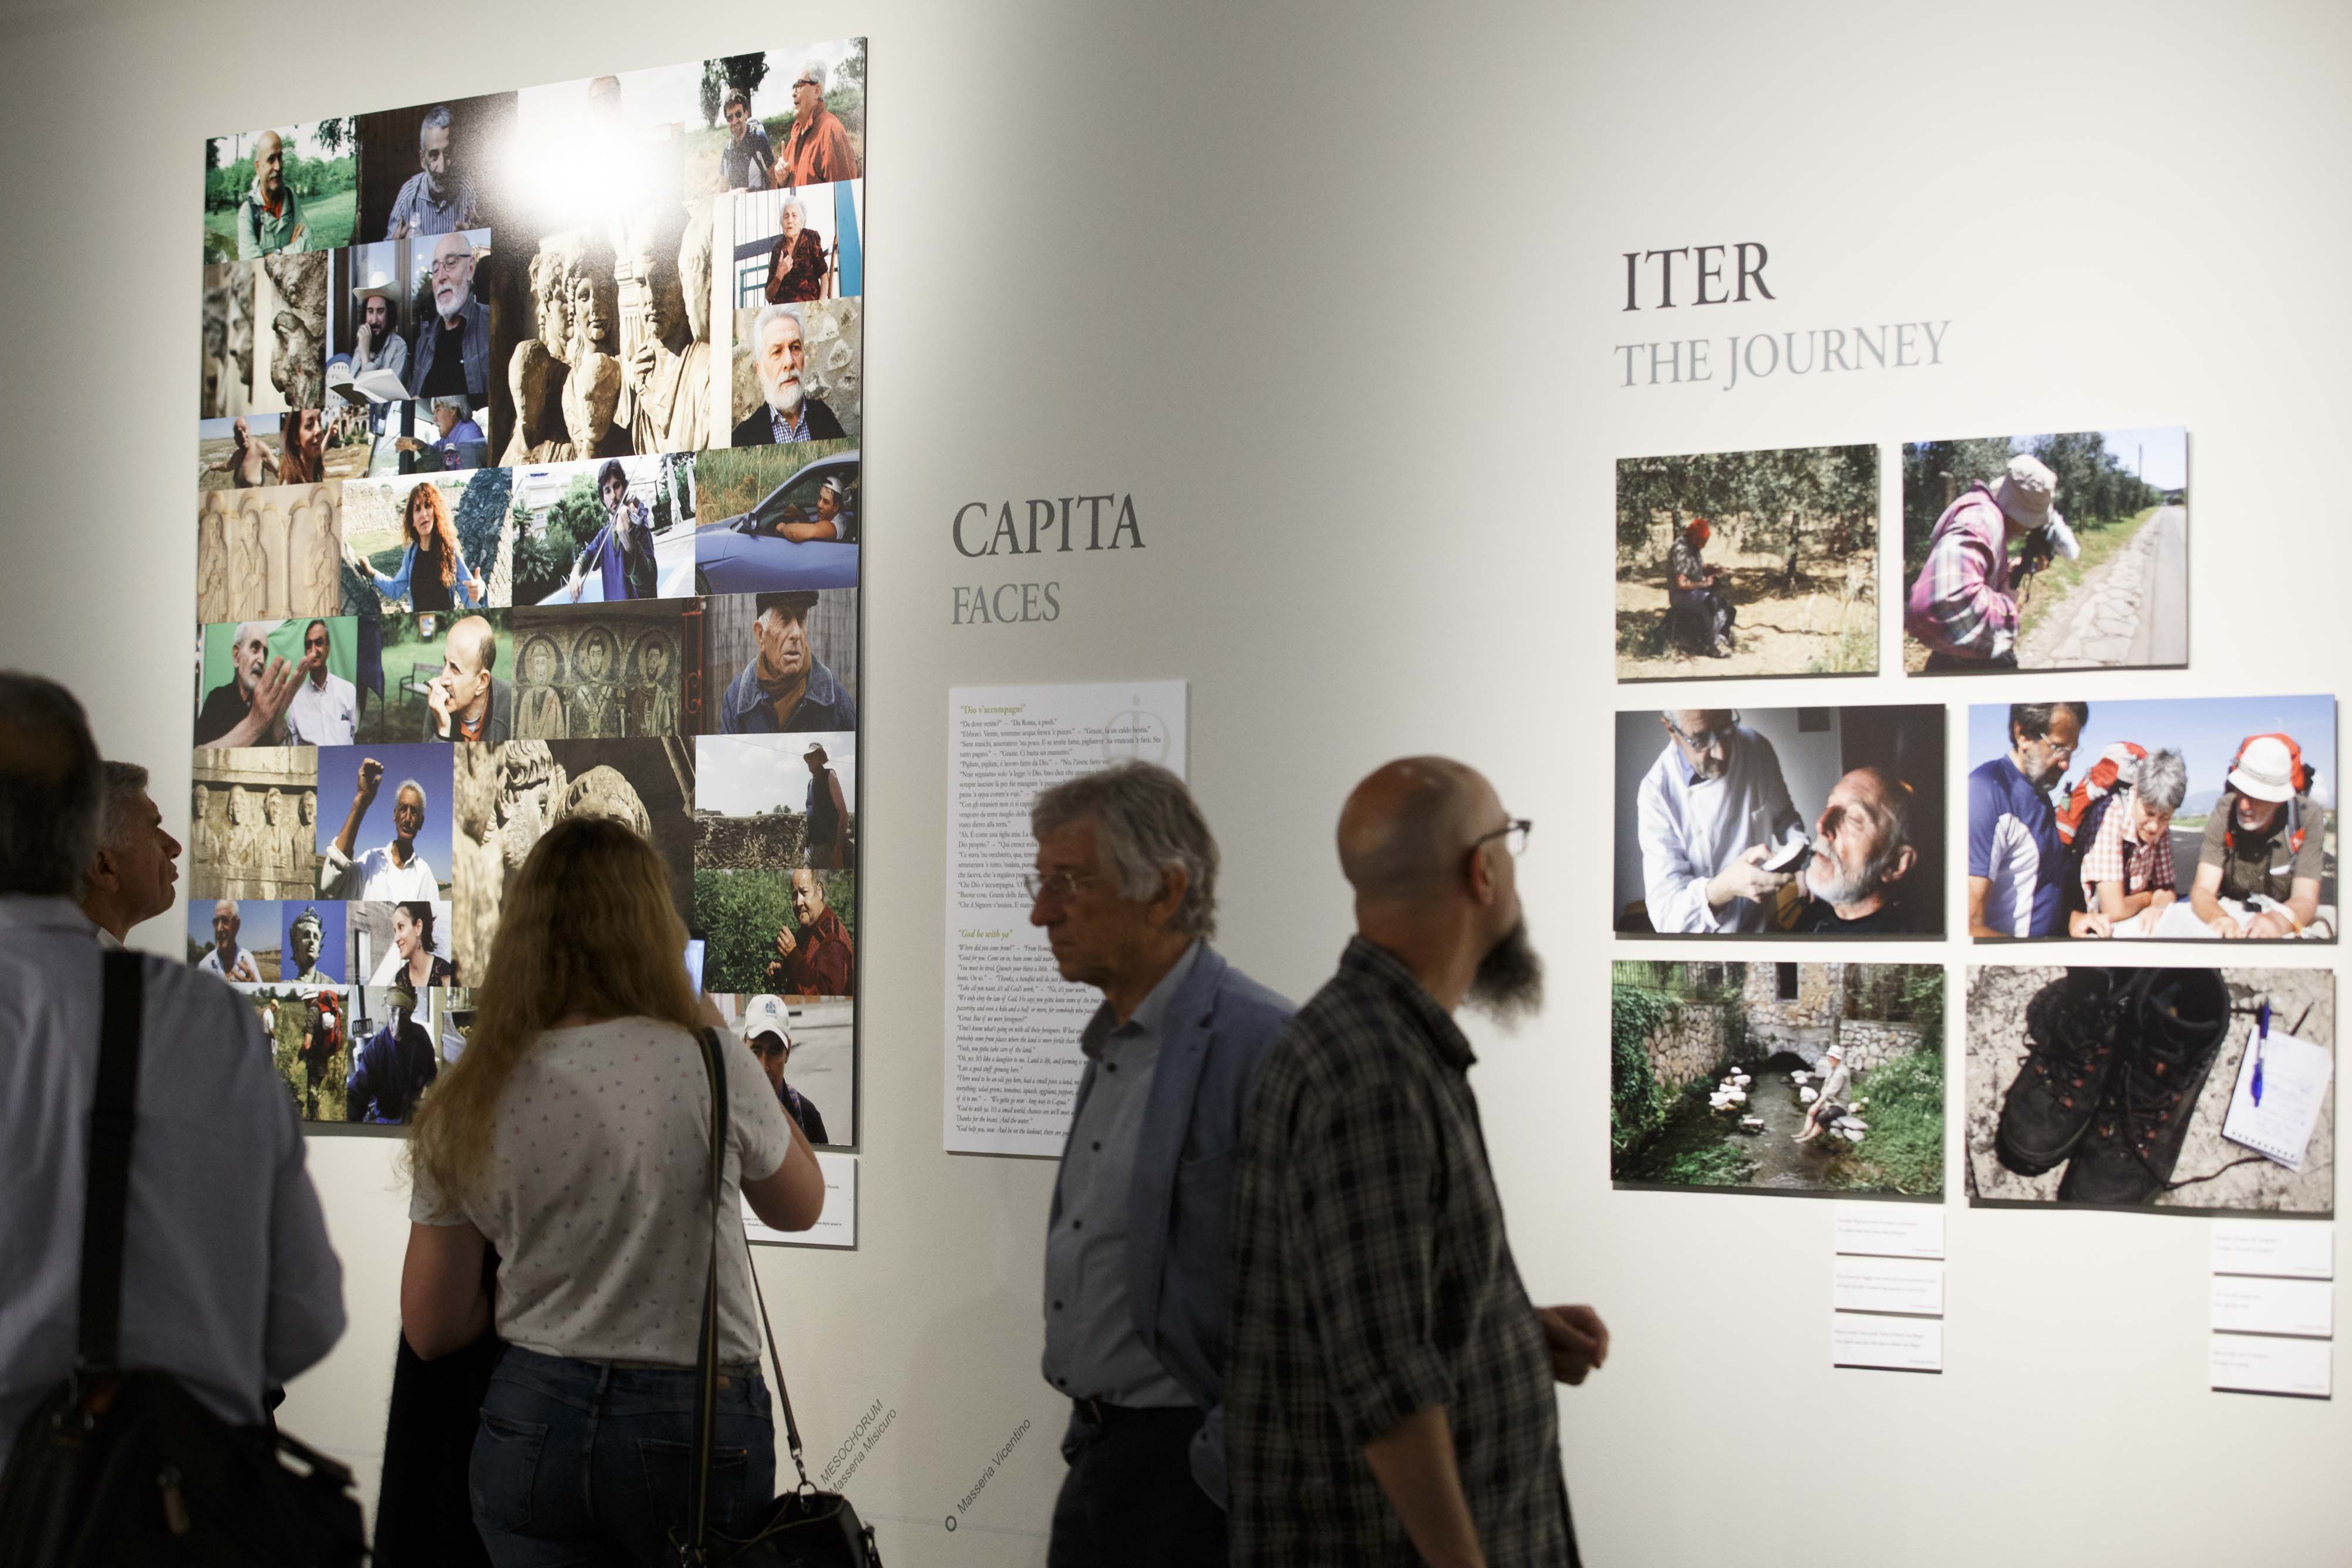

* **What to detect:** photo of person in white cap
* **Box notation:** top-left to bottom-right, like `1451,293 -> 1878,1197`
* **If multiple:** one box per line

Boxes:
1792,1042 -> 1850,1144
740,993 -> 829,1142
1904,452 -> 2077,671
2191,733 -> 2332,939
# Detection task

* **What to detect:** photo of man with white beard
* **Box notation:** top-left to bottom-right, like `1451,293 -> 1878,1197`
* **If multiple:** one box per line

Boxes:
731,302 -> 847,447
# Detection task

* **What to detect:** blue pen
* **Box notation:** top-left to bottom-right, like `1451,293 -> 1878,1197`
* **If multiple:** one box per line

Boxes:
2252,1002 -> 2270,1107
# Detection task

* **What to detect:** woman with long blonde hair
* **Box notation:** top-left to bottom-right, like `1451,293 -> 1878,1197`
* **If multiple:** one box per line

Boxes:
399,814 -> 823,1563
345,478 -> 485,612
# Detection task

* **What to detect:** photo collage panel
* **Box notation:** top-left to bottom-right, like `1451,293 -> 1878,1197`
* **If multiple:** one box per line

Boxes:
194,41 -> 866,1154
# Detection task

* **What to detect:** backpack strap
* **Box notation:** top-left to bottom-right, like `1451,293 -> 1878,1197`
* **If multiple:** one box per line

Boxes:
76,951 -> 146,1374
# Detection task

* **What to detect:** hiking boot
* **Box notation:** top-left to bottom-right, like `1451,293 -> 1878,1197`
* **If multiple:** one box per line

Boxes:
1995,969 -> 2124,1175
2057,970 -> 2234,1205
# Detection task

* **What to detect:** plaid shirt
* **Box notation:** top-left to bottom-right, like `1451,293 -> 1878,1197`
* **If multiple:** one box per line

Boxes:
2079,797 -> 2175,906
1227,937 -> 1573,1565
1903,485 -> 2017,658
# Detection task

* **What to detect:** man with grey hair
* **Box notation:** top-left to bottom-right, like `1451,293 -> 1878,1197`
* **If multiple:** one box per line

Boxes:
720,85 -> 776,191
2077,745 -> 2188,928
321,757 -> 439,899
779,59 -> 860,187
1795,765 -> 1920,934
385,103 -> 483,238
1027,761 -> 1293,1566
1633,708 -> 1805,933
80,761 -> 183,947
407,230 -> 489,402
731,302 -> 847,446
194,619 -> 301,748
0,672 -> 345,1475
197,898 -> 261,982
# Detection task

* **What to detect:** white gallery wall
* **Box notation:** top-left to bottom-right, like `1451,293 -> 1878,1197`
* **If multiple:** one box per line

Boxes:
0,1 -> 2346,1563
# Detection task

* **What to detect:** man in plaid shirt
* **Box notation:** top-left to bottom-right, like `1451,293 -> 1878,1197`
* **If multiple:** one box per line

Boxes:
1227,757 -> 1607,1566
2077,746 -> 2187,928
1903,453 -> 2065,670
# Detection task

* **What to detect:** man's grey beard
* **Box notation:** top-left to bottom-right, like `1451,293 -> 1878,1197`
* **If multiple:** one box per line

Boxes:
1467,917 -> 1544,1024
438,282 -> 471,322
765,373 -> 805,416
1805,852 -> 1869,907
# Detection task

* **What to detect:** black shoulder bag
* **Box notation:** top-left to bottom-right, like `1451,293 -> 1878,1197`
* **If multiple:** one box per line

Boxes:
0,951 -> 367,1567
668,1027 -> 879,1568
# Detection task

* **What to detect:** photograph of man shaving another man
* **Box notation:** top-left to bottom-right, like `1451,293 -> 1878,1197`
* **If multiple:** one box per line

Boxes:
1614,705 -> 1945,936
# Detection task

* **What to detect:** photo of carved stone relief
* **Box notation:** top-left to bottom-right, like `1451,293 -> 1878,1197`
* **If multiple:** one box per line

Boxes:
510,601 -> 690,739
198,252 -> 327,423
196,484 -> 346,624
447,737 -> 696,975
487,206 -> 718,463
1612,961 -> 1946,1198
190,746 -> 322,902
695,732 -> 857,871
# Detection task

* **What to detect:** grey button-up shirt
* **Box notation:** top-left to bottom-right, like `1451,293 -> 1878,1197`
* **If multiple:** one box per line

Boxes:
0,898 -> 345,1468
1041,941 -> 1201,1407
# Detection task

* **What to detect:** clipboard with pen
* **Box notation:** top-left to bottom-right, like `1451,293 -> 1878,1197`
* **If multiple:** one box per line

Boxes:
2222,1001 -> 2332,1172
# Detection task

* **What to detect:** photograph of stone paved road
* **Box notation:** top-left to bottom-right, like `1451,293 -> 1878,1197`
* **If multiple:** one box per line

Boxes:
1902,427 -> 2187,673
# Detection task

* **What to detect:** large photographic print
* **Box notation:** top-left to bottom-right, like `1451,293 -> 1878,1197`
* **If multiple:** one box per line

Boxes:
1967,967 -> 2333,1214
190,38 -> 868,1161
1612,962 -> 1945,1198
1612,704 -> 1945,936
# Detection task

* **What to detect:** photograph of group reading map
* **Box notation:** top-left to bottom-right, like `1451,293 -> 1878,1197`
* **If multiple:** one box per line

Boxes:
190,43 -> 869,1220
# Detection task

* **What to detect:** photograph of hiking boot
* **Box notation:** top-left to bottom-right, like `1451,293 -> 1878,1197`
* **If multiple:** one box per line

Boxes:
2056,970 -> 2230,1203
1968,966 -> 2334,1214
1994,968 -> 2125,1174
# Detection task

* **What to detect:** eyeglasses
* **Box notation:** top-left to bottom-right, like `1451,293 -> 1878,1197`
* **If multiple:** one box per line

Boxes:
1669,713 -> 1740,753
1021,869 -> 1106,903
1471,818 -> 1534,858
430,254 -> 471,276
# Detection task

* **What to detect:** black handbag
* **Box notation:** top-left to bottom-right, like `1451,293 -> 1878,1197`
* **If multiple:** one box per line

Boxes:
668,1028 -> 880,1568
0,952 -> 368,1567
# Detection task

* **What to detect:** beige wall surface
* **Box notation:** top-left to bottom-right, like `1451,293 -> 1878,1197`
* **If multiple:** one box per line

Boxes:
1,1 -> 2346,1562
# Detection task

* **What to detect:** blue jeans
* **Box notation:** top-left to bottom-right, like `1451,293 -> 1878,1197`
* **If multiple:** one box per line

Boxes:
470,1344 -> 776,1567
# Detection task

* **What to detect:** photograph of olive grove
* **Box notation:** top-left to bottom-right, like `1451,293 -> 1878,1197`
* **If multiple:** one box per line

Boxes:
1615,443 -> 1878,680
1612,961 -> 1945,1197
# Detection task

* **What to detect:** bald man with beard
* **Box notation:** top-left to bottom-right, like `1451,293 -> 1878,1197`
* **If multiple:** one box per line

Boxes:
1226,758 -> 1606,1567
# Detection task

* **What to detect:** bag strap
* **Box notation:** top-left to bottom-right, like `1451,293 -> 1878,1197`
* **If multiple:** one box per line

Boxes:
686,1026 -> 733,1562
77,950 -> 145,1374
741,1231 -> 810,1489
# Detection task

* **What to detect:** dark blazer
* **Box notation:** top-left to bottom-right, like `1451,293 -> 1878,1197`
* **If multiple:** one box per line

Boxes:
730,396 -> 846,447
422,675 -> 511,743
1050,942 -> 1293,1506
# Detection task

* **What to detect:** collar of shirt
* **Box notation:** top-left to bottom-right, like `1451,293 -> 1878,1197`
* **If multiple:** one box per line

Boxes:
770,404 -> 811,444
1337,934 -> 1476,1070
1077,938 -> 1202,1063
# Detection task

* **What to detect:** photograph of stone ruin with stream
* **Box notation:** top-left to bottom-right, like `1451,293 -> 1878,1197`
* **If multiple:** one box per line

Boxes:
1612,961 -> 1946,1197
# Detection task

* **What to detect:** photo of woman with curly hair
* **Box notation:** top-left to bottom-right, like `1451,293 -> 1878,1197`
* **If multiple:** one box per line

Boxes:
345,476 -> 485,611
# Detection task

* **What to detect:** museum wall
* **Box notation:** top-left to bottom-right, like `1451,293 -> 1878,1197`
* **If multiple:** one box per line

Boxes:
0,0 -> 2346,1563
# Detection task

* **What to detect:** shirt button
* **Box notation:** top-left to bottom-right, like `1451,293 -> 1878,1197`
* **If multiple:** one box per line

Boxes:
1091,1141 -> 1101,1152
1105,1062 -> 1117,1073
1071,1219 -> 1082,1230
1053,1300 -> 1063,1310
